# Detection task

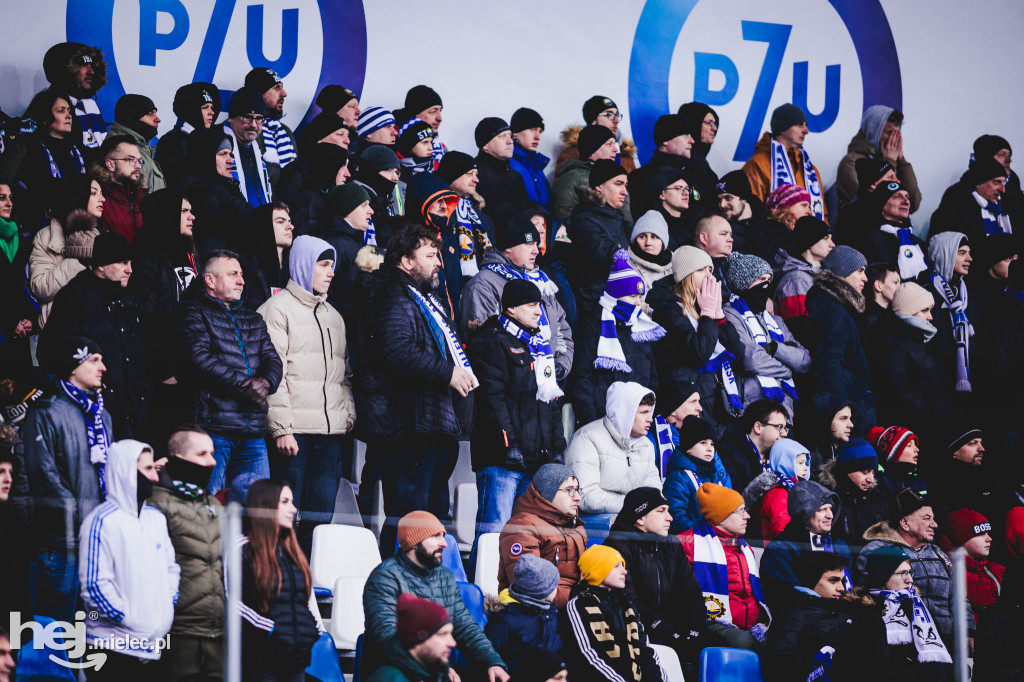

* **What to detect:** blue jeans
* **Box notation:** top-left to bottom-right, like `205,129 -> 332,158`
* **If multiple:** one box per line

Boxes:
208,434 -> 270,494
30,549 -> 79,623
272,433 -> 348,557
469,467 -> 532,572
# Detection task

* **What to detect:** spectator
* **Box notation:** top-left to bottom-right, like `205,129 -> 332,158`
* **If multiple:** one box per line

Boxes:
857,488 -> 974,648
176,250 -> 282,492
237,479 -> 322,682
362,511 -> 508,680
156,82 -> 220,189
484,554 -> 563,675
855,181 -> 930,284
258,235 -> 355,555
0,180 -> 35,373
42,42 -> 108,149
805,245 -> 876,428
566,382 -> 662,516
679,483 -> 769,650
743,437 -> 811,541
754,184 -> 813,265
238,202 -> 294,310
550,124 -> 622,225
645,168 -> 696,251
403,171 -> 462,317
560,545 -> 665,681
817,438 -> 891,546
224,87 -> 273,207
468,279 -> 567,537
354,144 -> 403,229
555,95 -> 637,175
774,216 -> 834,331
275,112 -> 349,205
287,142 -> 349,232
396,85 -> 446,167
694,216 -> 735,295
969,232 -> 1017,316
315,183 -> 375,321
245,67 -> 297,172
836,157 -> 901,240
869,425 -> 928,498
604,487 -> 707,667
396,119 -> 437,188
807,399 -> 854,472
148,426 -> 225,682
647,380 -> 703,478
570,252 -> 663,424
79,439 -> 179,678
180,126 -> 253,251
40,231 -> 148,437
96,134 -> 147,241
109,95 -> 165,185
716,399 -> 790,494
498,463 -> 588,606
628,113 -> 697,217
356,106 -> 398,147
436,150 -> 497,280
627,211 -> 674,303
938,509 -> 1004,620
366,594 -> 457,682
508,107 -> 550,208
316,84 -> 360,127
929,427 -> 995,527
863,262 -> 900,329
974,554 -> 1024,681
474,117 -> 527,220
931,157 -> 1013,244
664,415 -> 731,533
678,101 -> 721,205
742,103 -> 827,221
973,133 -> 1022,222
715,170 -> 763,254
836,106 -> 921,212
926,232 -> 976,395
976,260 -> 1024,428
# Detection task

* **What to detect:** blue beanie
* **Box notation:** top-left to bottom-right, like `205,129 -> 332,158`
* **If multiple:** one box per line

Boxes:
836,437 -> 879,474
768,438 -> 811,481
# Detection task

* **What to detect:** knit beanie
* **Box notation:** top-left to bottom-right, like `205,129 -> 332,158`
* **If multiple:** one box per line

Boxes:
90,231 -> 131,266
768,438 -> 811,481
361,144 -> 400,172
868,426 -> 919,463
316,84 -> 357,113
327,183 -> 370,219
788,480 -> 841,528
172,82 -> 220,128
582,95 -> 618,124
303,113 -> 348,146
836,438 -> 879,474
973,134 -> 1012,162
501,279 -> 542,309
765,183 -> 811,212
578,545 -> 625,586
356,106 -> 396,138
891,282 -> 934,315
649,168 -> 687,196
405,85 -> 442,115
396,511 -> 446,552
114,93 -> 156,123
44,336 -> 103,379
396,120 -> 435,158
855,157 -> 894,192
947,426 -> 983,454
715,170 -> 753,203
589,159 -> 627,189
944,509 -> 992,547
889,488 -> 927,527
244,67 -> 282,94
722,252 -> 772,292
617,487 -> 670,527
475,117 -> 510,149
395,593 -> 451,647
653,114 -> 688,146
228,87 -> 266,118
515,649 -> 566,682
532,463 -> 576,502
866,180 -> 906,214
604,249 -> 647,298
822,245 -> 867,278
498,212 -> 541,250
976,232 -> 1018,271
770,103 -> 807,136
577,125 -> 615,161
792,216 -> 831,255
696,483 -> 745,526
437,151 -> 477,186
510,554 -> 560,601
671,245 -> 714,283
655,380 -> 699,418
965,157 -> 1009,188
861,545 -> 911,589
631,210 -> 671,248
510,107 -> 544,134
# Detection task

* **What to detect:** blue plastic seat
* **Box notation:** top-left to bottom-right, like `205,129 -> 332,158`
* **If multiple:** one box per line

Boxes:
353,633 -> 364,682
699,646 -> 764,682
395,532 -> 467,581
578,513 -> 616,546
457,580 -> 488,628
14,616 -> 77,681
305,631 -> 344,682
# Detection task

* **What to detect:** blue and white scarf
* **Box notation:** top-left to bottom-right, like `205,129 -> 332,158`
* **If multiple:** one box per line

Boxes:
595,292 -> 666,372
770,137 -> 824,220
652,415 -> 675,479
70,95 -> 107,149
879,224 -> 929,281
690,520 -> 770,626
483,262 -> 558,353
431,138 -> 447,170
973,191 -> 1012,236
262,119 -> 297,167
929,269 -> 972,392
60,379 -> 110,499
40,140 -> 86,179
407,285 -> 478,390
456,198 -> 493,278
498,314 -> 563,403
729,295 -> 798,403
685,308 -> 743,412
224,124 -> 272,205
871,587 -> 952,663
364,219 -> 377,247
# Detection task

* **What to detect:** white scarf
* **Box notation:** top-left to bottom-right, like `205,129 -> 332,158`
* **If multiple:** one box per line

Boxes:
690,520 -> 770,627
224,124 -> 272,204
770,137 -> 824,220
498,315 -> 563,403
871,587 -> 952,663
972,191 -> 1013,236
728,295 -> 798,402
407,285 -> 478,390
879,224 -> 929,280
595,292 -> 666,372
684,307 -> 743,413
929,270 -> 973,391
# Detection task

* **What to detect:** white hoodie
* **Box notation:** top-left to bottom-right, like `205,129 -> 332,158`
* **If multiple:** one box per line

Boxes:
79,440 -> 180,660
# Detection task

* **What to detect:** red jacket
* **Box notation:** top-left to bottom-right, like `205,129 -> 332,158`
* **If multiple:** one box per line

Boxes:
100,183 -> 147,243
966,555 -> 1004,615
759,486 -> 792,541
680,527 -> 765,629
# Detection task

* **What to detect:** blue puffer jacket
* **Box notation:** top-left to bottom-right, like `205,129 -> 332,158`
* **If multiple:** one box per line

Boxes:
664,449 -> 731,533
509,144 -> 551,209
484,596 -> 562,674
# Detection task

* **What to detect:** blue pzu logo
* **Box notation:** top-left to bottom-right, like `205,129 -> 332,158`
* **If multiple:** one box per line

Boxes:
627,0 -> 902,163
66,0 -> 367,130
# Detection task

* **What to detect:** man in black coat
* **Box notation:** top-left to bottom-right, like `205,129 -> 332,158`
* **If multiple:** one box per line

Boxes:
628,113 -> 707,219
473,117 -> 528,222
931,157 -> 1017,247
176,250 -> 282,492
715,170 -> 764,256
816,438 -> 892,549
717,400 -> 789,495
468,279 -> 566,538
603,488 -> 707,672
315,183 -> 375,325
40,232 -> 148,438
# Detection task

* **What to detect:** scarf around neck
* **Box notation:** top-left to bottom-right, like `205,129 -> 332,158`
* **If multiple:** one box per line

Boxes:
896,312 -> 938,342
40,139 -> 87,179
690,520 -> 770,626
499,314 -> 563,403
879,224 -> 929,280
0,216 -> 18,263
456,198 -> 493,278
60,380 -> 110,499
972,191 -> 1012,236
684,306 -> 743,414
871,586 -> 952,663
595,292 -> 666,372
729,294 -> 798,403
770,137 -> 824,220
929,270 -> 973,391
407,284 -> 478,390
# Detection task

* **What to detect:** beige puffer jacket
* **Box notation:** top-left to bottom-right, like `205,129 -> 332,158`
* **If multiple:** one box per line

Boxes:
29,214 -> 96,328
258,280 -> 355,437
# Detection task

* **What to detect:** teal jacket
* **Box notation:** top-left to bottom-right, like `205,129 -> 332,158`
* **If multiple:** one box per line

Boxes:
364,650 -> 446,682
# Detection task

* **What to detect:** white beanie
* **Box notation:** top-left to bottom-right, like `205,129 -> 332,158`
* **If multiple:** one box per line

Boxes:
672,245 -> 714,283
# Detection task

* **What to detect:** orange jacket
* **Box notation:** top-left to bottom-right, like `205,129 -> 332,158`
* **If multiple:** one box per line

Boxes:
742,133 -> 829,223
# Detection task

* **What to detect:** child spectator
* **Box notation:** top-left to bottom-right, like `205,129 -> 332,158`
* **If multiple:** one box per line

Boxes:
664,416 -> 731,533
485,554 -> 562,675
743,437 -> 811,541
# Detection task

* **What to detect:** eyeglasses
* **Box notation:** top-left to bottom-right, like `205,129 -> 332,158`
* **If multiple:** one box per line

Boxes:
665,184 -> 690,195
764,422 -> 791,434
597,111 -> 623,122
703,118 -> 719,129
239,114 -> 265,125
895,570 -> 914,580
557,486 -> 583,499
110,156 -> 144,168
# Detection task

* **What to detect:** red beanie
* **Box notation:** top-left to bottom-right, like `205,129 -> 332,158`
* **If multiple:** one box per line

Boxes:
395,593 -> 451,647
944,509 -> 992,547
868,425 -> 918,463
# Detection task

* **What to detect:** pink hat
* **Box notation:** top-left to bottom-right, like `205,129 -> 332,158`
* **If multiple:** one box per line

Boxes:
766,183 -> 812,212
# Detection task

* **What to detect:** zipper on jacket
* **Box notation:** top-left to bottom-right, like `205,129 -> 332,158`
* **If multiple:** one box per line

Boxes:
314,303 -> 331,431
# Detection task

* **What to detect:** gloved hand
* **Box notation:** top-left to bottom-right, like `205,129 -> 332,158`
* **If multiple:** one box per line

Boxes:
556,364 -> 569,382
241,377 -> 271,406
551,451 -> 565,465
763,340 -> 778,356
504,447 -> 526,472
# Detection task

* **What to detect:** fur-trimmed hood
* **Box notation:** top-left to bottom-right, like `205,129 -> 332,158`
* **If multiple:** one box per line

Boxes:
809,270 -> 865,314
43,43 -> 107,98
484,594 -> 507,616
862,520 -> 909,546
556,124 -> 637,175
574,183 -> 608,208
355,245 -> 384,273
743,470 -> 781,509
842,586 -> 885,611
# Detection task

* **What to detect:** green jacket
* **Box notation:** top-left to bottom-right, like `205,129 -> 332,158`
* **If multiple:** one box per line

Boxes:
360,553 -> 504,678
107,122 -> 166,191
364,650 -> 446,682
550,158 -> 631,226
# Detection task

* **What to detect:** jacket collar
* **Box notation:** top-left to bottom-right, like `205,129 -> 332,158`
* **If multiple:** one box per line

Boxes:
396,551 -> 436,577
513,484 -> 582,528
513,143 -> 551,169
476,150 -> 510,173
284,279 -> 327,308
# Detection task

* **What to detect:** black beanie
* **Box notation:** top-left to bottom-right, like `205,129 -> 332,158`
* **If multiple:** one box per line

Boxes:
867,180 -> 906,214
618,487 -> 669,527
977,232 -> 1019,270
678,416 -> 715,452
649,168 -> 687,196
437,151 -> 477,185
792,216 -> 831,255
498,213 -> 541,250
965,157 -> 1008,187
316,84 -> 357,113
244,67 -> 283,94
715,170 -> 753,203
770,103 -> 806,136
306,143 -> 349,191
303,112 -> 347,146
115,94 -> 156,124
678,101 -> 718,138
90,231 -> 132,266
973,134 -> 1012,161
582,95 -> 617,124
577,125 -> 615,161
405,85 -> 442,115
655,380 -> 699,418
43,336 -> 104,379
653,114 -> 689,146
501,279 -> 542,309
361,144 -> 400,173
510,107 -> 544,134
228,86 -> 266,118
588,159 -> 627,189
889,488 -> 927,527
172,82 -> 220,128
794,551 -> 847,589
855,157 -> 894,192
396,120 -> 435,158
475,117 -> 510,149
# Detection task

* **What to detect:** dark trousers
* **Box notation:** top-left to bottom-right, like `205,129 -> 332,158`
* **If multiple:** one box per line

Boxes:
85,649 -> 167,681
379,435 -> 458,554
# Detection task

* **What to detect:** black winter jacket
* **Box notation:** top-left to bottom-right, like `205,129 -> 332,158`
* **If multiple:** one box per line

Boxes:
628,150 -> 707,219
817,459 -> 892,550
154,128 -> 189,189
314,213 -> 366,326
484,599 -> 562,675
931,178 -> 1023,248
717,428 -> 765,495
179,174 -> 253,253
567,187 -> 632,320
474,151 -> 528,221
175,285 -> 282,436
468,317 -> 565,472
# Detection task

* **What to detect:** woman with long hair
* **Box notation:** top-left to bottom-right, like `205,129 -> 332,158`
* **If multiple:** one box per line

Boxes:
238,479 -> 322,682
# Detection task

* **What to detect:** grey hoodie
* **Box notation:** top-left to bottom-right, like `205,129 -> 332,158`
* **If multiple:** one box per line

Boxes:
787,480 -> 841,529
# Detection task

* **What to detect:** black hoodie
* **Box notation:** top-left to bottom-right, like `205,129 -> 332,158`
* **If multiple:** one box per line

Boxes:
180,127 -> 253,252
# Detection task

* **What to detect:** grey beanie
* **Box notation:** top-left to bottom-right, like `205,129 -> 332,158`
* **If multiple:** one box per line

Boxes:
510,554 -> 560,600
532,463 -> 576,502
722,252 -> 772,292
770,103 -> 807,136
823,245 -> 867,278
631,210 -> 670,248
787,480 -> 841,529
362,144 -> 400,172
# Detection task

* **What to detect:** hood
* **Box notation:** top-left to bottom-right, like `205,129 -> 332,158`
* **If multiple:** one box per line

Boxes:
43,43 -> 107,98
289,234 -> 336,294
769,438 -> 810,481
817,458 -> 841,491
105,439 -> 149,517
605,381 -> 652,447
859,105 -> 895,149
809,270 -> 865,314
138,188 -> 190,257
559,124 -> 582,149
305,143 -> 350,192
862,520 -> 909,546
788,480 -> 841,529
557,157 -> 592,179
1007,507 -> 1024,556
743,470 -> 781,508
172,82 -> 221,130
574,184 -> 609,210
405,171 -> 459,226
186,127 -> 232,179
927,231 -> 967,283
779,250 -> 817,277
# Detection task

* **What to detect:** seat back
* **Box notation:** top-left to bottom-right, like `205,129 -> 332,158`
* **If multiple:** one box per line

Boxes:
473,532 -> 501,597
330,575 -> 367,650
311,524 -> 381,590
457,581 -> 488,628
329,480 -> 363,527
305,631 -> 344,681
699,646 -> 764,682
651,643 -> 685,682
453,482 -> 479,549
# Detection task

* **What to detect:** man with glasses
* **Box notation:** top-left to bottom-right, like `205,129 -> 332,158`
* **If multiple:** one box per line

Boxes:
498,463 -> 588,607
245,67 -> 298,177
714,170 -> 762,255
578,95 -> 636,172
717,399 -> 791,495
649,168 -> 696,250
225,86 -> 274,207
97,135 -> 148,242
628,113 -> 702,217
678,101 -> 722,205
108,93 -> 166,190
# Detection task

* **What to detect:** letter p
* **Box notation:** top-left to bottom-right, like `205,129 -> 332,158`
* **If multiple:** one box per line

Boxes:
139,0 -> 191,66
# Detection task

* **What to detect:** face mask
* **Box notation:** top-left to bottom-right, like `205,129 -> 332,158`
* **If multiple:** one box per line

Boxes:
166,456 -> 214,488
742,281 -> 772,312
136,470 -> 155,512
